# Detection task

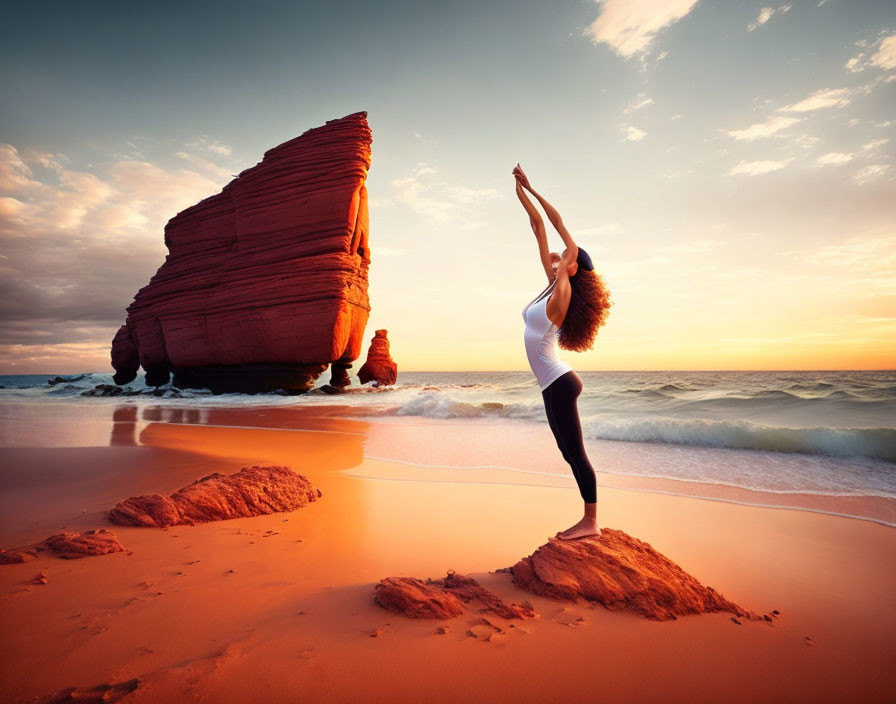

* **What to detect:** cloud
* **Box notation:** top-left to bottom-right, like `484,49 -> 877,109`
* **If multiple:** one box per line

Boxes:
725,115 -> 801,140
174,150 -> 234,179
0,144 -> 48,193
0,143 -> 228,353
184,136 -> 234,158
846,33 -> 896,73
853,163 -> 891,185
584,0 -> 701,58
845,55 -> 864,72
622,125 -> 647,142
623,93 -> 654,114
793,133 -> 821,149
871,34 -> 896,71
446,186 -> 501,205
24,149 -> 71,173
389,164 -> 501,225
0,338 -> 116,372
816,152 -> 853,165
729,82 -> 869,148
862,138 -> 890,152
778,87 -> 852,112
793,234 -> 896,279
727,158 -> 793,176
747,5 -> 792,32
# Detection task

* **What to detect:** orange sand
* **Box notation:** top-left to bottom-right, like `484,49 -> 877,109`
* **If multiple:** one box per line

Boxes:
1,404 -> 894,703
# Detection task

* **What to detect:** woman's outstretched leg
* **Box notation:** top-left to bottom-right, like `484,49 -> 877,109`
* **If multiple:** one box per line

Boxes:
542,371 -> 599,540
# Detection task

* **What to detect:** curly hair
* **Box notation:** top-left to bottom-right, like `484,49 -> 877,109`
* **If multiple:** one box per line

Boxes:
557,268 -> 612,353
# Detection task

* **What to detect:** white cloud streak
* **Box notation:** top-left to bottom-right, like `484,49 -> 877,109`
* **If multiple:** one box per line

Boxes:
623,125 -> 647,142
584,0 -> 700,58
747,5 -> 791,32
853,164 -> 891,184
623,93 -> 654,114
816,152 -> 853,165
778,87 -> 852,112
389,164 -> 501,225
727,158 -> 793,176
846,33 -> 896,72
725,115 -> 801,140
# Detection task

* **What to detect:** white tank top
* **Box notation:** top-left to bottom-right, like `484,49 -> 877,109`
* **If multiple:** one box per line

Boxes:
522,280 -> 573,391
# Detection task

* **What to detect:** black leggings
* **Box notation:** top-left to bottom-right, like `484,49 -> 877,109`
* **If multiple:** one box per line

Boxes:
541,370 -> 597,503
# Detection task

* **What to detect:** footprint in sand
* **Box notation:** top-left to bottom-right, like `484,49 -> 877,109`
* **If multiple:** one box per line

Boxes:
467,616 -> 506,642
551,607 -> 586,628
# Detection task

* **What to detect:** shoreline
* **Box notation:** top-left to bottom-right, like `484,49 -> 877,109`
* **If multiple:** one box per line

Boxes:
3,399 -> 894,528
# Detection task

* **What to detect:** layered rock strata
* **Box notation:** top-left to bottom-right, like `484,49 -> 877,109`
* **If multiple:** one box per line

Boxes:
357,329 -> 397,386
111,111 -> 373,394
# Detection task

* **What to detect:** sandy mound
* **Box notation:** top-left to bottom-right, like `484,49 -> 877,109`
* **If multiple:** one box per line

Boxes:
504,528 -> 759,621
0,547 -> 39,564
375,576 -> 466,619
107,465 -> 320,528
44,529 -> 126,559
375,569 -> 535,620
1,529 -> 126,564
40,677 -> 141,703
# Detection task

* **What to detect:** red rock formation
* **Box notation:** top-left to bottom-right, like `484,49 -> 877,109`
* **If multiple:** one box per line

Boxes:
107,465 -> 319,527
375,569 -> 535,620
44,529 -> 126,559
110,111 -> 373,394
1,529 -> 126,563
507,529 -> 759,622
357,329 -> 398,386
0,547 -> 38,564
374,577 -> 466,619
41,677 -> 142,704
428,570 -> 535,619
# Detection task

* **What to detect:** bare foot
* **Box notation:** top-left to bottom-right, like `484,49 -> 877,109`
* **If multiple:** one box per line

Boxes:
555,518 -> 601,540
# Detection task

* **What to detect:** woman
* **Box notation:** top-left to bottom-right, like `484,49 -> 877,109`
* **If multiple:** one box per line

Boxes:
514,163 -> 612,540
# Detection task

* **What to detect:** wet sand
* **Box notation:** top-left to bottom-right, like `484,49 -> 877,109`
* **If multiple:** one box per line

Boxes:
1,403 -> 894,703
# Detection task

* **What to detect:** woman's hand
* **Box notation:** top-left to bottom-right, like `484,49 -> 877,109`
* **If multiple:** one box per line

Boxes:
512,163 -> 532,190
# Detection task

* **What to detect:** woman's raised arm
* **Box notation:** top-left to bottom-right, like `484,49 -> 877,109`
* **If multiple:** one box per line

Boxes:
515,175 -> 555,283
521,180 -> 577,259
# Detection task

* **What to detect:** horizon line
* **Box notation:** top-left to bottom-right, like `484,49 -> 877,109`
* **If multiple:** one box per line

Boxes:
2,368 -> 894,376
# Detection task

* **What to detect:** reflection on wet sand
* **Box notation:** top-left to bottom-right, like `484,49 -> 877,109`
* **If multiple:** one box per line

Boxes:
110,405 -> 138,446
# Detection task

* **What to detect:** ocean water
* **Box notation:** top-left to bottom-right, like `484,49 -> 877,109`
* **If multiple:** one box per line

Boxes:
2,370 -> 895,522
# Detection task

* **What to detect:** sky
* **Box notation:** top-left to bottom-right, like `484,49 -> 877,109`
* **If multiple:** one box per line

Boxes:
1,0 -> 894,373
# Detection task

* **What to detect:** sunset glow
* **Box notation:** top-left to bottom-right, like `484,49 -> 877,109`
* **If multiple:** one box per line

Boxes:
1,0 -> 894,372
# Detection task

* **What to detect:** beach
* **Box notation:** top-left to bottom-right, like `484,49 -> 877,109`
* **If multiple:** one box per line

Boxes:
1,398 -> 894,703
